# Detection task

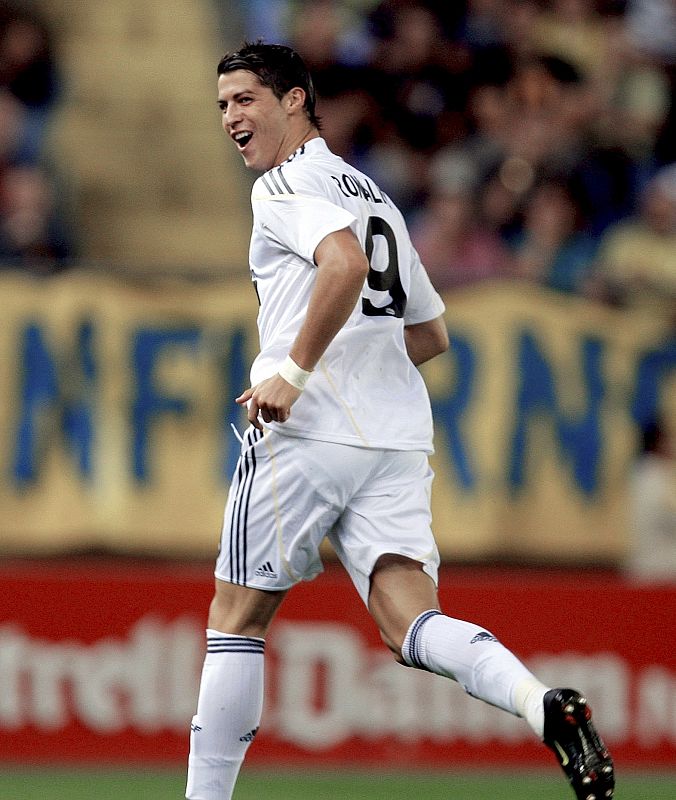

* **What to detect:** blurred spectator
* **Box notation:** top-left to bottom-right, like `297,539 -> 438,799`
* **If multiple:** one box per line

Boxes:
360,2 -> 469,213
569,145 -> 648,238
494,0 -> 543,62
588,162 -> 676,312
532,0 -> 616,81
624,0 -> 676,67
511,178 -> 597,294
288,0 -> 376,164
476,167 -> 524,244
460,0 -> 513,51
625,417 -> 676,583
446,52 -> 596,225
607,43 -> 671,163
459,80 -> 510,181
290,0 -> 374,70
564,6 -> 665,237
586,3 -> 672,182
0,1 -> 60,163
235,0 -> 676,309
501,55 -> 595,183
410,151 -> 513,291
237,0 -> 294,44
0,3 -> 71,274
0,87 -> 24,166
0,163 -> 74,272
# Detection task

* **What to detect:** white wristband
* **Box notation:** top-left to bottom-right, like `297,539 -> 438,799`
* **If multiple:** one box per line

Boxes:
278,355 -> 312,391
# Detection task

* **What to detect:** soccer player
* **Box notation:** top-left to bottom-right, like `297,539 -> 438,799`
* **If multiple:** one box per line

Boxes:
186,42 -> 614,800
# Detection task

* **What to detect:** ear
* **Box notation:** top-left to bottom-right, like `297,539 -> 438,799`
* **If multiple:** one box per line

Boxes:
285,87 -> 306,115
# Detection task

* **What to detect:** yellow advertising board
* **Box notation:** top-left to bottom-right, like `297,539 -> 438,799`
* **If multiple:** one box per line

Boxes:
0,272 -> 673,562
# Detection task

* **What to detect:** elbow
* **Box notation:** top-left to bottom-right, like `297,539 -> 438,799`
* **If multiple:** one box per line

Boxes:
325,250 -> 368,289
404,316 -> 449,366
436,323 -> 450,355
342,252 -> 369,296
350,251 -> 370,283
431,318 -> 449,357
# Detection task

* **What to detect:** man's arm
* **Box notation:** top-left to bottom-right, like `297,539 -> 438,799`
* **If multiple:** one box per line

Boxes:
404,314 -> 449,366
237,227 -> 368,429
287,228 -> 369,370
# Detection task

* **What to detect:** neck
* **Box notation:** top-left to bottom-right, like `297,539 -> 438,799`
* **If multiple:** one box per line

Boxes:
276,127 -> 319,166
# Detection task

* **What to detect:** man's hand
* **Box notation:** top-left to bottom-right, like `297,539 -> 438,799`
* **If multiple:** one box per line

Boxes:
236,374 -> 302,430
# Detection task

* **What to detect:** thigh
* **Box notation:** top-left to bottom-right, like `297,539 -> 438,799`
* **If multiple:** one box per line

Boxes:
328,449 -> 440,606
215,429 -> 370,592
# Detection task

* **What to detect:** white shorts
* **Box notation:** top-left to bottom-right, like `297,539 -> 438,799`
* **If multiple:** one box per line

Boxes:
215,427 -> 440,605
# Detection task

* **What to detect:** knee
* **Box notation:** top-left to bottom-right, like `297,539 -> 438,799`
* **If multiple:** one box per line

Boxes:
207,582 -> 285,639
207,592 -> 262,638
207,590 -> 240,634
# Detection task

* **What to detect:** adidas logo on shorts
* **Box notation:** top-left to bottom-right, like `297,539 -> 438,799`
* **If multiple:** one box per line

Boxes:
254,561 -> 278,579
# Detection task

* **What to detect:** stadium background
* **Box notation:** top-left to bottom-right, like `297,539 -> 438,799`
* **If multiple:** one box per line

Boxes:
0,1 -> 674,797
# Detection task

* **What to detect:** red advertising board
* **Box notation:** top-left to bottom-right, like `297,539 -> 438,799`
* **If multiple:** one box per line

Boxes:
0,559 -> 673,769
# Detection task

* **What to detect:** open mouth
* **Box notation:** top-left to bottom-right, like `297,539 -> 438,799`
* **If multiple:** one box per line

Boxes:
234,131 -> 253,150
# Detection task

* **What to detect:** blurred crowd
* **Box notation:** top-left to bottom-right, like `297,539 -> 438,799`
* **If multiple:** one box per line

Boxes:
1,0 -> 674,304
238,0 -> 676,316
0,0 -> 73,273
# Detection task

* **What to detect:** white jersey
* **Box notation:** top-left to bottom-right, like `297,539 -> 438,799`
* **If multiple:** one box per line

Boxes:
248,137 -> 445,453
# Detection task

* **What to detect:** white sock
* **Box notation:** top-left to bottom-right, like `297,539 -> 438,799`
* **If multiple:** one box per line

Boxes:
401,610 -> 549,736
186,630 -> 265,800
513,676 -> 549,739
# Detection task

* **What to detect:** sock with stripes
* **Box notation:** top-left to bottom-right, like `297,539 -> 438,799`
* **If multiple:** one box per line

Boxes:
186,630 -> 265,800
401,610 -> 549,737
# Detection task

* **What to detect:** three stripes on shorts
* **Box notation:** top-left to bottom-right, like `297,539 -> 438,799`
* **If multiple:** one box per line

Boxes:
227,428 -> 264,586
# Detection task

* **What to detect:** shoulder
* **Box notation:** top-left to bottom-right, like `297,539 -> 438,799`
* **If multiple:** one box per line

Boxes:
257,139 -> 346,199
253,164 -> 298,198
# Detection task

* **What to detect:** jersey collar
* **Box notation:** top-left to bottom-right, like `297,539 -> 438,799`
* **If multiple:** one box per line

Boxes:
283,137 -> 329,164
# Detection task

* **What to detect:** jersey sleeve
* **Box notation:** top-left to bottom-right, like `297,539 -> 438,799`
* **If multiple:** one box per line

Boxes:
252,170 -> 356,264
404,245 -> 446,325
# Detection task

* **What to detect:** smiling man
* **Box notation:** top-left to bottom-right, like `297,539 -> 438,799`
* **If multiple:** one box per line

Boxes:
185,42 -> 614,800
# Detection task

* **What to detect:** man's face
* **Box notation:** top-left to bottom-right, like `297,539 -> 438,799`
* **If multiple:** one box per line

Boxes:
217,69 -> 293,171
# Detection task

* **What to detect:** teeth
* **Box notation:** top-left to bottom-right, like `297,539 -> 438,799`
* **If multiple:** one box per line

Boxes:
234,131 -> 251,141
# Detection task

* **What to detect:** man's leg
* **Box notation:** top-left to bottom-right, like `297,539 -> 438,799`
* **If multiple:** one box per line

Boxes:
367,555 -> 548,728
185,579 -> 287,800
368,555 -> 614,800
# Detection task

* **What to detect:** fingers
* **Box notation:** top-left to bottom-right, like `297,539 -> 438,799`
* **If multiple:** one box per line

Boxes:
255,403 -> 289,424
236,377 -> 297,430
247,398 -> 263,430
235,387 -> 254,405
237,390 -> 285,430
236,388 -> 262,430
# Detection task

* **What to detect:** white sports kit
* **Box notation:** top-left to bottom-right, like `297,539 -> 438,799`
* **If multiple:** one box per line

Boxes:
189,118 -> 612,800
214,137 -> 446,601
